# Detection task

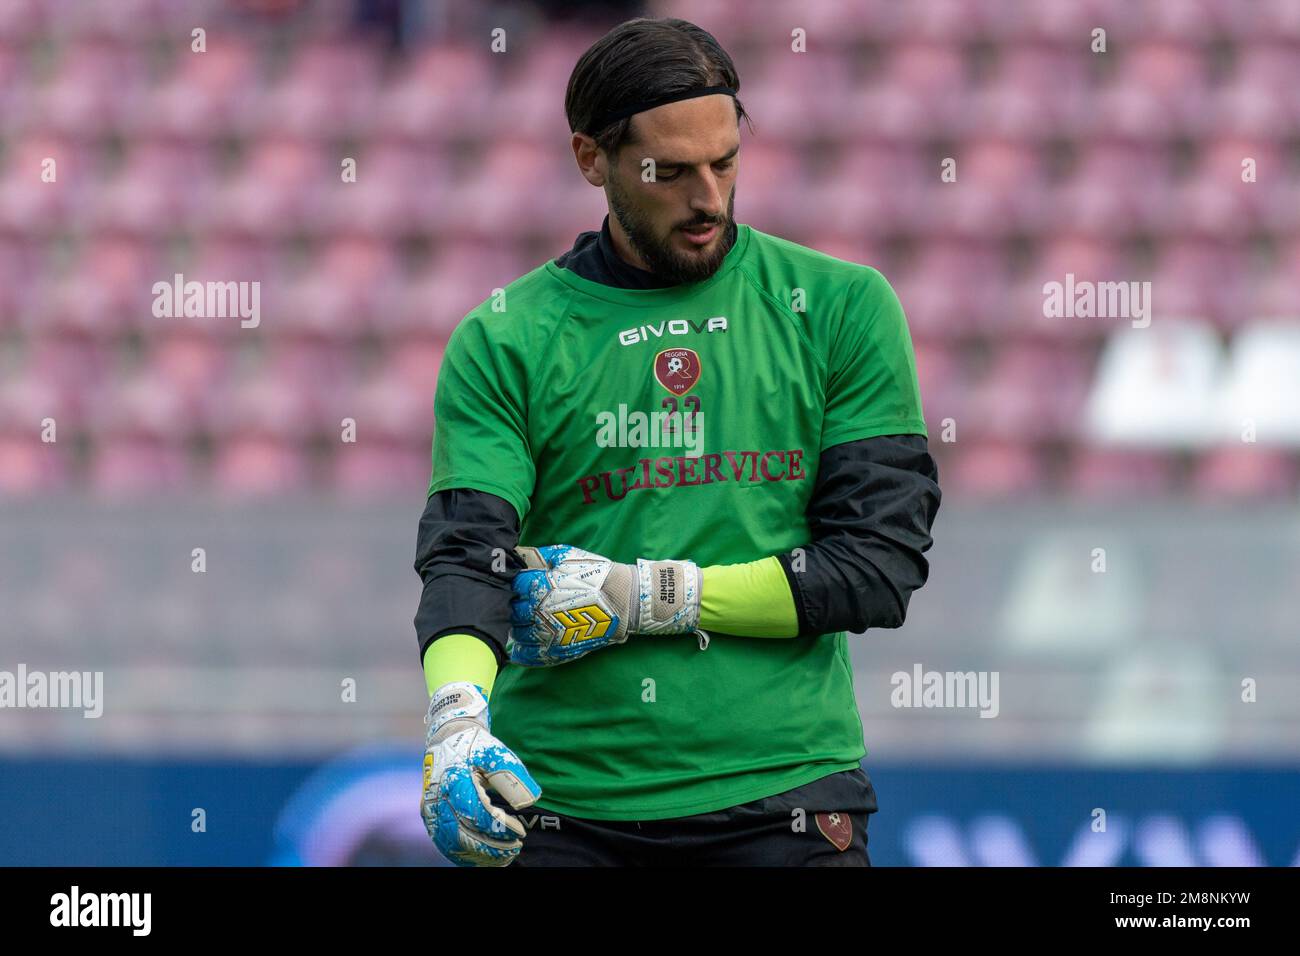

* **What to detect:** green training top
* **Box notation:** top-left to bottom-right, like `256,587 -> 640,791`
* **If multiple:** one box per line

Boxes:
427,223 -> 927,820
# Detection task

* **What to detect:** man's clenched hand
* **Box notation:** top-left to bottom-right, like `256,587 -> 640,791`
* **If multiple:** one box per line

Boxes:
421,681 -> 541,866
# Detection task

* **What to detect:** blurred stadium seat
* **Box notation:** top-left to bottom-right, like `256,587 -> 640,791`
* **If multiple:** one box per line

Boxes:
0,0 -> 1292,499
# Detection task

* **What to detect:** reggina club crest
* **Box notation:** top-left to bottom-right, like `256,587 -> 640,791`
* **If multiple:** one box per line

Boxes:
654,348 -> 700,396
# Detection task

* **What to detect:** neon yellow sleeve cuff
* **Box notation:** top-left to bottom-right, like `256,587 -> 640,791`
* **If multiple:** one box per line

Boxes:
698,555 -> 799,638
422,633 -> 500,698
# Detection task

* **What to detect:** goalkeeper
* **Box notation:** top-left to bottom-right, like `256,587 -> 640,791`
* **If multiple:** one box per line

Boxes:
414,17 -> 940,867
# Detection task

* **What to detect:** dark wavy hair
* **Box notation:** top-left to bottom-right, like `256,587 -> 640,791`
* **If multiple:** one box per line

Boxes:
565,17 -> 750,157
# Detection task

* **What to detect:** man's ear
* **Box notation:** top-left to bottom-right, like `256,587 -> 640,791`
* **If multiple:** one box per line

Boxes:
572,132 -> 606,187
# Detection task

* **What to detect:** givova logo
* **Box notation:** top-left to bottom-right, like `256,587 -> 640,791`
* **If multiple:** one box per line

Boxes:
617,315 -> 727,346
50,886 -> 151,936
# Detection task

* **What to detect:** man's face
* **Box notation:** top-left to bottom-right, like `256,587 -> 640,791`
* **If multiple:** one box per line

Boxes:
602,94 -> 739,284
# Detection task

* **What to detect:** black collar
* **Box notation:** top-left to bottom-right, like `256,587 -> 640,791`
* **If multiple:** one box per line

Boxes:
554,214 -> 737,290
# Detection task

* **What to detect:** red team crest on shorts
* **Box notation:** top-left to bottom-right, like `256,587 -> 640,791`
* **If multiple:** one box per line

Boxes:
654,348 -> 700,396
815,811 -> 853,851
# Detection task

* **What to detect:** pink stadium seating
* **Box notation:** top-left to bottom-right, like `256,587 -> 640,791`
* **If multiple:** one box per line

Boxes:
946,439 -> 1047,498
375,44 -> 493,142
0,433 -> 70,495
1193,446 -> 1298,499
254,39 -> 384,140
1,4 -> 1296,500
1066,447 -> 1178,498
212,435 -> 311,496
137,39 -> 260,139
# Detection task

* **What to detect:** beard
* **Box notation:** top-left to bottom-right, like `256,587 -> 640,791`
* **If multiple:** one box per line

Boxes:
608,176 -> 736,285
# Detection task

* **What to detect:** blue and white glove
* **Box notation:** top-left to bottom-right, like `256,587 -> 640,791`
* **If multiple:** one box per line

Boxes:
421,681 -> 541,866
509,544 -> 709,667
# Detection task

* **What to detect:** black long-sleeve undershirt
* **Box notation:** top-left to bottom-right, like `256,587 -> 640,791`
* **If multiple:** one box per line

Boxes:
414,487 -> 518,666
776,434 -> 940,636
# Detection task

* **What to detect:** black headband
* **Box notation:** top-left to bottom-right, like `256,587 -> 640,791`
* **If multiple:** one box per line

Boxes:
586,85 -> 737,133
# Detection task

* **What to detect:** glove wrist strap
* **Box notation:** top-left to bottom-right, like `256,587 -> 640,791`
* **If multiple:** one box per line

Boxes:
633,559 -> 702,635
425,681 -> 489,740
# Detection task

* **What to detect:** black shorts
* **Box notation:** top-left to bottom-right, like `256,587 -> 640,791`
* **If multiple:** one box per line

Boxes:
496,767 -> 878,867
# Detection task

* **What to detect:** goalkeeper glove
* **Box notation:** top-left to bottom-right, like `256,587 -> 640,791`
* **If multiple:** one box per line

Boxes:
421,681 -> 541,866
509,544 -> 709,667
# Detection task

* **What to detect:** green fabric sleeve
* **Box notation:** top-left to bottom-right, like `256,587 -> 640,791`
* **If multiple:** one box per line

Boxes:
698,555 -> 799,638
423,633 -> 500,698
819,267 -> 928,449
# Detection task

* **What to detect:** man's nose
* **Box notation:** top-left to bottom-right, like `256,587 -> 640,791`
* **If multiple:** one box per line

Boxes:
689,170 -> 725,218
